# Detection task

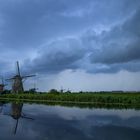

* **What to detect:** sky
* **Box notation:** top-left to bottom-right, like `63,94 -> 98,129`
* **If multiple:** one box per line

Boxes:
0,0 -> 140,92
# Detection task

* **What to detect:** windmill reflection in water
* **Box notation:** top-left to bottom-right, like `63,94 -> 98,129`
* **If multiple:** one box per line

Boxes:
1,103 -> 34,135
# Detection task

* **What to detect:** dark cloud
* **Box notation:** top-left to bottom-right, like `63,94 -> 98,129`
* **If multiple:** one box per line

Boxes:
0,0 -> 138,49
90,40 -> 140,64
0,0 -> 93,49
89,61 -> 140,74
88,9 -> 140,72
23,8 -> 140,74
0,0 -> 140,75
24,38 -> 86,74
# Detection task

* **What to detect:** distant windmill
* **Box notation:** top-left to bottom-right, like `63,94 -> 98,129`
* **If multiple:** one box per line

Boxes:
6,61 -> 35,93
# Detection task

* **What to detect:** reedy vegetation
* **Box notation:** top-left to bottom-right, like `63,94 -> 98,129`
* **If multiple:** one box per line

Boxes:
0,92 -> 140,105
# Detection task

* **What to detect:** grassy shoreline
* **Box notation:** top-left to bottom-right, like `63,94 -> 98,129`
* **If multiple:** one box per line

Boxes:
0,92 -> 140,109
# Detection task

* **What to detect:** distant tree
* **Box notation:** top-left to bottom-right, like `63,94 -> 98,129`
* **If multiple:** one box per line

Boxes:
29,88 -> 37,94
48,89 -> 59,95
65,89 -> 71,94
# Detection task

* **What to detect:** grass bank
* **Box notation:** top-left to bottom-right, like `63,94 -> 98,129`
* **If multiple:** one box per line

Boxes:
0,92 -> 140,109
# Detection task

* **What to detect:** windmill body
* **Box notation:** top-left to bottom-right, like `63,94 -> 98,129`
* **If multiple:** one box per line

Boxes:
12,75 -> 24,93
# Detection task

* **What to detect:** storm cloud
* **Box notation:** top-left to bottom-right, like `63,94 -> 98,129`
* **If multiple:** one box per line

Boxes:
90,9 -> 140,64
25,38 -> 85,74
0,0 -> 140,91
23,7 -> 140,74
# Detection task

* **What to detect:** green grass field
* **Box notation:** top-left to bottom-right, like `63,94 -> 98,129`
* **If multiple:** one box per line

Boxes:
0,92 -> 140,109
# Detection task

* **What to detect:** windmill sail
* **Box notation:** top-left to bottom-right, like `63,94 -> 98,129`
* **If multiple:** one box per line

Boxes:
22,75 -> 36,79
16,61 -> 21,76
13,119 -> 19,135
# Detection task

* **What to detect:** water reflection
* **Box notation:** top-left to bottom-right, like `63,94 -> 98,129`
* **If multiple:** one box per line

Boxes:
0,103 -> 140,140
0,102 -> 34,135
11,103 -> 23,134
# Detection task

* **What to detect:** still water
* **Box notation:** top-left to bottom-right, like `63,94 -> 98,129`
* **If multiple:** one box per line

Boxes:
0,103 -> 140,140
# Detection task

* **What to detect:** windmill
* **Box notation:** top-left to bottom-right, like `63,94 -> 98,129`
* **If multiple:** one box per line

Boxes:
6,61 -> 35,94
